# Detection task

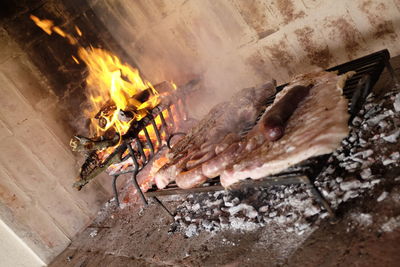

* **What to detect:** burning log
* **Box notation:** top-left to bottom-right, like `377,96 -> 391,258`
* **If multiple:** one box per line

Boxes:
72,79 -> 201,190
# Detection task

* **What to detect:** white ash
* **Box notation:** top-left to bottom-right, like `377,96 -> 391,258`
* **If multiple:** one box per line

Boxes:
360,168 -> 372,180
228,204 -> 258,218
382,129 -> 400,143
381,216 -> 400,233
89,230 -> 98,238
347,212 -> 374,232
377,191 -> 389,202
394,92 -> 400,112
170,185 -> 323,238
340,180 -> 361,191
316,89 -> 400,208
184,224 -> 198,238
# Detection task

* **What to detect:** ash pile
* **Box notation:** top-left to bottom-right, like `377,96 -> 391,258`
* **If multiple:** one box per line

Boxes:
316,87 -> 400,208
170,85 -> 400,238
170,186 -> 325,238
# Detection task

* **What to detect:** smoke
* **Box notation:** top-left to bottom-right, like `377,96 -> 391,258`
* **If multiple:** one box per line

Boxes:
130,24 -> 262,120
89,1 -> 270,121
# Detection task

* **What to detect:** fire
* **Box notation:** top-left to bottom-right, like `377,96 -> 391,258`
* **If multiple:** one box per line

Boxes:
31,15 -> 162,138
78,47 -> 159,136
171,81 -> 177,90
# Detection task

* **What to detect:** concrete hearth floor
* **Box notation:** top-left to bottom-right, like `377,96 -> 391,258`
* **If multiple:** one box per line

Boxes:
50,57 -> 400,267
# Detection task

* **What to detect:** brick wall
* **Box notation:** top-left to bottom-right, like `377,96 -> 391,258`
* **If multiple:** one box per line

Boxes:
0,0 -> 128,263
0,27 -> 114,264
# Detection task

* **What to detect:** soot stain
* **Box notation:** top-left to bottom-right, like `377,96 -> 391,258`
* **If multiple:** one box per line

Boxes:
235,1 -> 278,38
294,26 -> 333,69
276,0 -> 305,24
374,20 -> 396,40
325,17 -> 363,56
246,52 -> 272,81
265,39 -> 295,76
359,0 -> 397,41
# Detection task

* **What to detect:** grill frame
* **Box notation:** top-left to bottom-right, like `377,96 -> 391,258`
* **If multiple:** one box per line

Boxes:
142,49 -> 391,218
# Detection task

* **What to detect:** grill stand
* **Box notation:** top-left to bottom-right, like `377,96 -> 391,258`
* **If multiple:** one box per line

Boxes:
109,100 -> 187,219
109,49 -> 391,223
144,49 -> 391,221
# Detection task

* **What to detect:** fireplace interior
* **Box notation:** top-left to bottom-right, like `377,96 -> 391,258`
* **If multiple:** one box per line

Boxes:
1,0 -> 400,266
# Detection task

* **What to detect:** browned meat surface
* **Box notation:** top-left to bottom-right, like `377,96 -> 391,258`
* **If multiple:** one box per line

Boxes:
220,70 -> 353,187
154,81 -> 276,189
261,84 -> 312,141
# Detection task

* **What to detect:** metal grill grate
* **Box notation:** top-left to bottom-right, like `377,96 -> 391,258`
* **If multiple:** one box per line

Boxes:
143,49 -> 392,218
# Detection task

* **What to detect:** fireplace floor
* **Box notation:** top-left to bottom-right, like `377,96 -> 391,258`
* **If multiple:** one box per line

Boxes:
50,57 -> 400,267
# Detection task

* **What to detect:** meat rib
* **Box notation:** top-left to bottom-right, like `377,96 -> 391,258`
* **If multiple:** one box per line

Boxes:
154,81 -> 277,189
219,70 -> 353,188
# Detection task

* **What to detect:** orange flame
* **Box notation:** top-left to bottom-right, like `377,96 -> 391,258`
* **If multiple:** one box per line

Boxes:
78,47 -> 160,136
31,15 -> 162,138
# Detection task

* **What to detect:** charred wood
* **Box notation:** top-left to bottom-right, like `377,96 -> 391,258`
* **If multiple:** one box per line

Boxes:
70,134 -> 120,152
71,79 -> 200,189
73,144 -> 127,190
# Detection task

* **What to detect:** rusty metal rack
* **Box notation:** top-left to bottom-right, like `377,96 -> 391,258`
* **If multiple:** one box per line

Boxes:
143,49 -> 393,218
110,103 -> 183,217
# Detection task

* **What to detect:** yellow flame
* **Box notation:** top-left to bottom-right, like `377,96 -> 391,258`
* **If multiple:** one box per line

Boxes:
171,81 -> 177,90
77,47 -> 160,136
30,15 -> 53,35
75,26 -> 82,36
31,15 -> 77,44
72,56 -> 79,64
31,15 -> 163,139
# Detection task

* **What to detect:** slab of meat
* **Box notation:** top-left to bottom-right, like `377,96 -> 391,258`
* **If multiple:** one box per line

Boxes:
261,84 -> 312,141
218,70 -> 353,188
154,81 -> 277,189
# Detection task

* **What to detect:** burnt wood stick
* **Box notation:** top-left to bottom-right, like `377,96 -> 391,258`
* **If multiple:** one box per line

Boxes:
70,134 -> 120,152
71,106 -> 164,153
73,144 -> 127,190
131,80 -> 180,103
261,84 -> 313,141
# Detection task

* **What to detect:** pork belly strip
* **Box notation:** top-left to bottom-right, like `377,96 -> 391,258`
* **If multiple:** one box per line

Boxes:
154,81 -> 277,189
219,70 -> 353,188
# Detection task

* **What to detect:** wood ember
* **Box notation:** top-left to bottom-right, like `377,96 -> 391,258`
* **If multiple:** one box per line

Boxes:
170,185 -> 322,237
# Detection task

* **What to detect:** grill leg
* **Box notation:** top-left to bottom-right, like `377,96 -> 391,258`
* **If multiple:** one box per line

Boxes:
127,143 -> 148,206
152,196 -> 174,219
303,176 -> 336,222
112,175 -> 120,208
132,171 -> 148,206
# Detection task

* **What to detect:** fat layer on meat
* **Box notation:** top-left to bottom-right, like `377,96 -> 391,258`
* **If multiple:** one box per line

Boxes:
220,70 -> 352,187
154,81 -> 276,189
